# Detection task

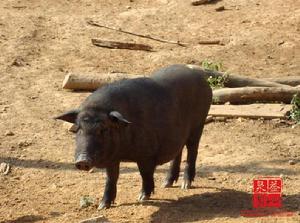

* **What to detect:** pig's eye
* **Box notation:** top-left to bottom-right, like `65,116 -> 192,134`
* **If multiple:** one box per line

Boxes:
82,116 -> 101,123
82,117 -> 92,122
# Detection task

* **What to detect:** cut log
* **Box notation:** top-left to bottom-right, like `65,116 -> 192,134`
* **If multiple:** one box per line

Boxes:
213,87 -> 300,104
205,115 -> 213,124
264,76 -> 300,87
186,65 -> 290,88
198,40 -> 221,45
91,39 -> 153,51
62,73 -> 143,91
209,104 -> 292,119
191,0 -> 217,6
215,6 -> 225,12
211,73 -> 290,87
188,65 -> 300,87
61,65 -> 299,91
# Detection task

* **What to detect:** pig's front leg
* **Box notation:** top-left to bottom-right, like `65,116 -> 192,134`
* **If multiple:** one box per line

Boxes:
137,160 -> 156,201
98,162 -> 120,209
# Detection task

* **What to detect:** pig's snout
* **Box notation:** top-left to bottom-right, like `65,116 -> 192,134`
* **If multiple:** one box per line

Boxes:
75,154 -> 92,171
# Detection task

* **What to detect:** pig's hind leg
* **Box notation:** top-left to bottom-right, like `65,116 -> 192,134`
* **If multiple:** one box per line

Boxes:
181,124 -> 204,189
162,150 -> 182,188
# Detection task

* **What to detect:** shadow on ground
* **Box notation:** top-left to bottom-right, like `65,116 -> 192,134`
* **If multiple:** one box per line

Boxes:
0,156 -> 139,173
0,215 -> 45,223
198,159 -> 299,176
147,189 -> 299,222
0,156 -> 75,170
0,156 -> 298,176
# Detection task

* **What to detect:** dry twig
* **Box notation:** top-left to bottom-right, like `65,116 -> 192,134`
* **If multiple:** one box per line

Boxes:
191,0 -> 221,6
87,20 -> 187,47
198,40 -> 221,45
91,39 -> 153,52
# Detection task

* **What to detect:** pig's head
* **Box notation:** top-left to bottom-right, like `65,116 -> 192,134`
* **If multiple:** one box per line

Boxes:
55,108 -> 131,170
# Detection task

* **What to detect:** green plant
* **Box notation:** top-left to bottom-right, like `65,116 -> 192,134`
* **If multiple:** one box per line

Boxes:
289,93 -> 300,123
207,75 -> 227,89
212,96 -> 220,104
202,60 -> 223,72
80,195 -> 95,208
202,60 -> 227,89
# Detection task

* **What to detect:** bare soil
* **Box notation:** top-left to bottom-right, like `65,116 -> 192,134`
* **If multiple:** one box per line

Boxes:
0,0 -> 299,222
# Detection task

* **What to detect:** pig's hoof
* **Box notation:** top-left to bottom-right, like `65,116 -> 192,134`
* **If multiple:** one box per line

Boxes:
138,193 -> 150,202
181,180 -> 192,190
97,201 -> 111,210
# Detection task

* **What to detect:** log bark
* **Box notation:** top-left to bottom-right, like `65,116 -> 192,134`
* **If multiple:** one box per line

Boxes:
62,73 -> 143,91
209,104 -> 292,119
221,74 -> 288,88
186,65 -> 290,88
62,69 -> 291,91
264,76 -> 300,87
213,87 -> 300,104
61,65 -> 299,91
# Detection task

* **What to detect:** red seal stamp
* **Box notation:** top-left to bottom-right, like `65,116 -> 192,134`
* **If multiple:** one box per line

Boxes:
253,177 -> 282,208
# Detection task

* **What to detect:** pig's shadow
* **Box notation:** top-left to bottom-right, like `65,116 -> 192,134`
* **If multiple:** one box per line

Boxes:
1,215 -> 45,223
121,188 -> 300,222
152,189 -> 252,222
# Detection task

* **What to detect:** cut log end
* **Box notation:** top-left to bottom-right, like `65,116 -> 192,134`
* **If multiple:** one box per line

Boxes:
62,73 -> 71,89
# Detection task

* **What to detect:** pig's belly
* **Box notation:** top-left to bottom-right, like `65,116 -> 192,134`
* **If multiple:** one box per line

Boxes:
156,145 -> 184,165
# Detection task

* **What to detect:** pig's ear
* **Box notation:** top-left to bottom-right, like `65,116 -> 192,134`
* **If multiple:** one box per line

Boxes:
54,109 -> 80,124
109,111 -> 131,126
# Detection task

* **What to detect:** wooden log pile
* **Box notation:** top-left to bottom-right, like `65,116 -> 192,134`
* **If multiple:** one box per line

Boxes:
60,64 -> 300,120
186,65 -> 300,105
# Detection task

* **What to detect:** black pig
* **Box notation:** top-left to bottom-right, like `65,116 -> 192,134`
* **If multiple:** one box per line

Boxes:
55,64 -> 212,209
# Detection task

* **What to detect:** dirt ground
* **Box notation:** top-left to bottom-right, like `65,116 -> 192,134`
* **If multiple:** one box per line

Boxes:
0,0 -> 299,222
